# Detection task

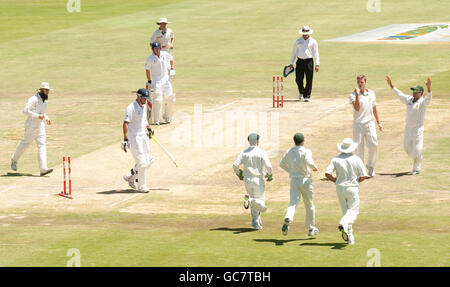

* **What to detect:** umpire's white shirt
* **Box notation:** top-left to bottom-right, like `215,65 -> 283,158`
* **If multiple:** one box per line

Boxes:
150,28 -> 174,52
326,153 -> 367,187
124,100 -> 149,136
349,89 -> 376,124
289,37 -> 320,65
393,88 -> 432,128
280,146 -> 317,178
233,146 -> 273,179
145,51 -> 173,83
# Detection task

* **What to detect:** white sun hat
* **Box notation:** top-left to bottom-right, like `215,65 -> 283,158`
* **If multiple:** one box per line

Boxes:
39,82 -> 53,91
156,17 -> 170,24
299,25 -> 314,35
337,138 -> 358,154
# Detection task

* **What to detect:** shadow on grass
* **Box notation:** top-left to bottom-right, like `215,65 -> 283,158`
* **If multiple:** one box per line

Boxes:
253,238 -> 314,246
210,227 -> 257,234
378,172 -> 412,177
300,242 -> 347,250
97,188 -> 168,194
1,172 -> 40,177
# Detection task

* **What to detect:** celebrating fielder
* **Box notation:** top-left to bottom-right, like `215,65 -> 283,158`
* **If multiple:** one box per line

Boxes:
233,133 -> 273,230
386,76 -> 432,175
150,17 -> 174,53
280,133 -> 319,237
146,41 -> 176,125
10,82 -> 54,176
350,75 -> 383,177
122,88 -> 155,193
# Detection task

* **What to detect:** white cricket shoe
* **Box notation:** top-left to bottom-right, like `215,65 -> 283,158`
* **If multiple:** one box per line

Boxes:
123,174 -> 136,189
412,170 -> 420,175
154,121 -> 160,125
138,186 -> 150,193
348,234 -> 355,245
367,166 -> 375,177
299,94 -> 303,100
338,224 -> 349,242
40,169 -> 53,176
308,227 -> 319,237
11,159 -> 17,171
304,98 -> 310,102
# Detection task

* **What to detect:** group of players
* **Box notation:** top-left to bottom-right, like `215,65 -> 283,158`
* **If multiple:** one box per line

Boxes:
9,21 -> 434,245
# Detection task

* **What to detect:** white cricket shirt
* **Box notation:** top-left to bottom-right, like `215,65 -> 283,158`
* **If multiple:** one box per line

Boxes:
145,51 -> 173,83
393,88 -> 432,128
289,36 -> 320,65
349,89 -> 376,124
124,100 -> 149,136
150,28 -> 174,52
24,93 -> 47,127
326,153 -> 367,187
280,146 -> 317,178
233,146 -> 273,178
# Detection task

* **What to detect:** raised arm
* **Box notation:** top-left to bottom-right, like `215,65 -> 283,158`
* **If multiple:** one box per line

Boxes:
386,76 -> 409,105
424,77 -> 432,106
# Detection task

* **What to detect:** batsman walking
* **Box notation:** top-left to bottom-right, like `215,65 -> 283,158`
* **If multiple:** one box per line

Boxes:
122,89 -> 155,193
233,133 -> 273,230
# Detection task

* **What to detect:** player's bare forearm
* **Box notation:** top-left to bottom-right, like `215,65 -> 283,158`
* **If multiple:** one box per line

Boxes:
123,122 -> 129,140
170,59 -> 174,70
325,173 -> 336,183
358,176 -> 369,183
373,106 -> 383,130
353,88 -> 361,111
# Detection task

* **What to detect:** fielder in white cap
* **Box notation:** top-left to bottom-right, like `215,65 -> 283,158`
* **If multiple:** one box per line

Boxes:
325,138 -> 368,245
150,17 -> 174,53
233,133 -> 273,230
386,76 -> 432,175
280,133 -> 319,237
289,25 -> 320,102
350,74 -> 383,177
10,82 -> 54,176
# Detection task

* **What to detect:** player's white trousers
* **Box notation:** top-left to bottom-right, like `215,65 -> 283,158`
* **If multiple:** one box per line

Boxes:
12,124 -> 48,172
153,80 -> 174,123
284,177 -> 315,229
244,176 -> 266,229
336,185 -> 359,228
404,126 -> 424,171
129,133 -> 152,189
353,121 -> 378,168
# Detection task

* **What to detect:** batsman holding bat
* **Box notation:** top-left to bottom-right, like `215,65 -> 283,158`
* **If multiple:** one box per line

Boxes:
122,88 -> 155,193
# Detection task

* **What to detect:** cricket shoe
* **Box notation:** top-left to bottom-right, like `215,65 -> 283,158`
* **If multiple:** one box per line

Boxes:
348,234 -> 355,245
11,159 -> 17,171
137,186 -> 150,193
412,170 -> 420,175
338,224 -> 349,242
367,166 -> 375,177
304,98 -> 310,102
123,174 -> 136,190
298,94 -> 303,100
154,121 -> 160,125
281,218 -> 290,236
40,169 -> 53,176
243,194 -> 250,209
308,227 -> 319,237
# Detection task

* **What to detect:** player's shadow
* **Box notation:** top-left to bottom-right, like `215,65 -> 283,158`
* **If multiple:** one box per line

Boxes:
378,172 -> 411,177
97,188 -> 168,194
1,172 -> 40,177
253,238 -> 314,246
300,242 -> 347,250
210,227 -> 257,234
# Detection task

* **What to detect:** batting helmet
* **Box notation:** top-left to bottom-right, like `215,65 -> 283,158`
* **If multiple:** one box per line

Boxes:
136,88 -> 150,99
151,42 -> 162,49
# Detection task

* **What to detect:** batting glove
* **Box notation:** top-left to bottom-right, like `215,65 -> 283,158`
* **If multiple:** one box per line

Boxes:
147,128 -> 154,139
238,169 -> 244,180
265,174 -> 273,182
121,139 -> 130,152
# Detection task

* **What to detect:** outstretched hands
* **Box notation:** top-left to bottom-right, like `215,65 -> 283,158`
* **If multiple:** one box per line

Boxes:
425,77 -> 431,92
386,76 -> 394,89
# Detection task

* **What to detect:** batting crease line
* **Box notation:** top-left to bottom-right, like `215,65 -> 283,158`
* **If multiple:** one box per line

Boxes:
205,100 -> 238,112
111,193 -> 143,207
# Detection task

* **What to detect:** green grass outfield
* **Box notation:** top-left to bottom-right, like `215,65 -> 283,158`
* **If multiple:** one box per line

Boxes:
0,0 -> 449,266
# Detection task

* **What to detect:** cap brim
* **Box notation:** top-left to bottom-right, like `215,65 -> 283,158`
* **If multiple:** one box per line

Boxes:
299,30 -> 313,35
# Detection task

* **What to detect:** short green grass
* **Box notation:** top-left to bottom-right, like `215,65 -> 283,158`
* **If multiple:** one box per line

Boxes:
0,0 -> 449,266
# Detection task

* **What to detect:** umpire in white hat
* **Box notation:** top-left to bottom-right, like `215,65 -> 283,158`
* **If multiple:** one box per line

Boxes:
289,26 -> 320,102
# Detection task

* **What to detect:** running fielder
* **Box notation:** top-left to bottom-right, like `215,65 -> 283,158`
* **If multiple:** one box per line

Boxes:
386,76 -> 432,174
145,42 -> 176,125
122,89 -> 155,193
233,133 -> 273,230
280,133 -> 319,237
325,138 -> 368,245
350,75 -> 383,177
10,82 -> 54,176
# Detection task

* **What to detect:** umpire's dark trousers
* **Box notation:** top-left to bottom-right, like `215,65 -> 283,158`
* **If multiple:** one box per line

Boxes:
295,58 -> 314,99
